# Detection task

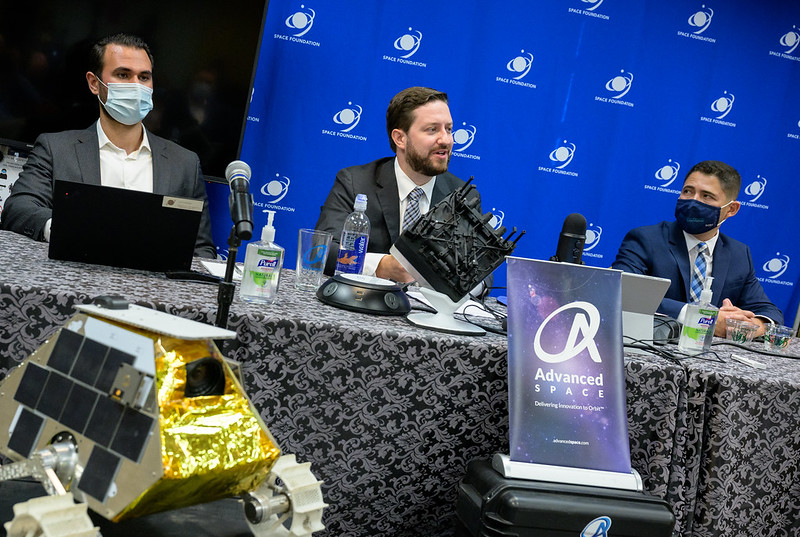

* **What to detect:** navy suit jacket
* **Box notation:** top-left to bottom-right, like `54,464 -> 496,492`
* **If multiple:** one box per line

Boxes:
315,157 -> 470,275
0,124 -> 216,258
612,220 -> 783,323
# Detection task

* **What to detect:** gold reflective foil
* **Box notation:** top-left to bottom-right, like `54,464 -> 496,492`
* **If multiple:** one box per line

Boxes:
115,334 -> 280,521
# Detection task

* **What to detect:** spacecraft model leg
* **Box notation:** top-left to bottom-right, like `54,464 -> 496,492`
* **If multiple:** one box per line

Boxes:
242,454 -> 328,537
4,493 -> 99,537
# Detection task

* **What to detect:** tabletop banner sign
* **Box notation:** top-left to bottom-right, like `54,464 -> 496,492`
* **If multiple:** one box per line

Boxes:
497,257 -> 638,489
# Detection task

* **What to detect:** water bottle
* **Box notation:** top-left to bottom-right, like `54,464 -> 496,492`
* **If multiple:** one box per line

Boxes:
335,194 -> 370,275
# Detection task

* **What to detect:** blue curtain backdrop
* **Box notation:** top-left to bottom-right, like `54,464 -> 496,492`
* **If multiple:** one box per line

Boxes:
213,0 -> 800,325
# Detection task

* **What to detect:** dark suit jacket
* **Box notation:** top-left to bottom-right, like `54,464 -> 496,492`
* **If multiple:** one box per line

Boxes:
612,220 -> 783,323
315,157 -> 469,275
0,124 -> 216,258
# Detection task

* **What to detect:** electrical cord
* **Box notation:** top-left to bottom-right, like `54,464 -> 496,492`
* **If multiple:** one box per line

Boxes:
711,339 -> 800,360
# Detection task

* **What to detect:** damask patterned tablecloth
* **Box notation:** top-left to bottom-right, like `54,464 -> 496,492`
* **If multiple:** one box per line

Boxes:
2,230 -> 799,536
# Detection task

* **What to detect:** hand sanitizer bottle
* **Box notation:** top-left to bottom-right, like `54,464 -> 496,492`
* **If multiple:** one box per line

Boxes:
678,276 -> 719,355
240,210 -> 284,304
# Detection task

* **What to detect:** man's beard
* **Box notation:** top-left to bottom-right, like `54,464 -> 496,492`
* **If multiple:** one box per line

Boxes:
406,143 -> 450,177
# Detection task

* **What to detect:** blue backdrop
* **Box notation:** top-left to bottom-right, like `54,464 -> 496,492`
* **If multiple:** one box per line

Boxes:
212,0 -> 800,325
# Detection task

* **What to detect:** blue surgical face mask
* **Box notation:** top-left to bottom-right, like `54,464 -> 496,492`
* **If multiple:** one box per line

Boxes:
674,198 -> 732,235
98,80 -> 153,125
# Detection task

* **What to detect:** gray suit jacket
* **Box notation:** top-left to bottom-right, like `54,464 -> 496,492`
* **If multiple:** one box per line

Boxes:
315,156 -> 471,275
0,124 -> 216,258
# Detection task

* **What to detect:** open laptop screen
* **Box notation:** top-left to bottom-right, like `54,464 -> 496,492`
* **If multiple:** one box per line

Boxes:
49,181 -> 203,272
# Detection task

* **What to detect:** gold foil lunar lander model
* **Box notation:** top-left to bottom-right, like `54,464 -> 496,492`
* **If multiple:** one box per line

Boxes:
0,300 -> 326,536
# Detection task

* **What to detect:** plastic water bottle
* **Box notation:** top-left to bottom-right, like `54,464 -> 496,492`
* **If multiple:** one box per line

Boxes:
335,194 -> 370,275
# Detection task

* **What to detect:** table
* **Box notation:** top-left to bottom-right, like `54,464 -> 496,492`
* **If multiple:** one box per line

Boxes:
2,230 -> 799,536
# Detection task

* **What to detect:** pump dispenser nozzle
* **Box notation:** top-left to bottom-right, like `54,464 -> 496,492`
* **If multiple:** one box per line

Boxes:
262,210 -> 276,242
699,276 -> 713,303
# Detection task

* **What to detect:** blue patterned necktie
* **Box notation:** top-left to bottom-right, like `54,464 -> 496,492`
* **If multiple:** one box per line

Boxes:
690,242 -> 708,302
403,187 -> 424,231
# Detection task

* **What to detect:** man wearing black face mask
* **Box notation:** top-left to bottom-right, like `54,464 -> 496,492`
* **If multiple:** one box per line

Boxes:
612,160 -> 783,337
0,33 -> 216,258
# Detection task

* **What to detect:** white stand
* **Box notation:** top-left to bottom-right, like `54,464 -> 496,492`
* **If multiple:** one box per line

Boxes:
406,287 -> 485,336
492,453 -> 643,492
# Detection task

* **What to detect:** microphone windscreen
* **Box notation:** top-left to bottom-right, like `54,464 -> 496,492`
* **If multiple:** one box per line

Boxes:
561,213 -> 587,235
225,160 -> 251,183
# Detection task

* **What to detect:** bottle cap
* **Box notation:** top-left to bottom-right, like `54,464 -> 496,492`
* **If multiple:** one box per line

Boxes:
262,210 -> 276,242
354,193 -> 368,212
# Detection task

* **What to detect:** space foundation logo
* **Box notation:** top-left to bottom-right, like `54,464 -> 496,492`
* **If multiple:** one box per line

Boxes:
538,140 -> 579,178
678,5 -> 716,43
382,27 -> 427,68
451,122 -> 480,161
496,50 -> 537,89
758,253 -> 793,288
568,0 -> 610,20
274,4 -> 321,47
321,102 -> 367,142
769,25 -> 800,62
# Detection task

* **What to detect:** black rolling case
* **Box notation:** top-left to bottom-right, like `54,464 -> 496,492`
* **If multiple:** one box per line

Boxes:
455,458 -> 675,537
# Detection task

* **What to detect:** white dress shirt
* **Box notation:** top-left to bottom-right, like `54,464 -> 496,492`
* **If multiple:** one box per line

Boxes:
362,157 -> 437,276
43,122 -> 154,241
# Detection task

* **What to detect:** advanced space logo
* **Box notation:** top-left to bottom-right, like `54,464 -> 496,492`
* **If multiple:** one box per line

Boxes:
496,50 -> 537,89
451,122 -> 480,161
581,516 -> 612,537
595,69 -> 634,107
759,253 -> 793,288
539,140 -> 579,178
322,101 -> 367,142
568,0 -> 610,20
274,4 -> 320,46
383,27 -> 426,67
769,25 -> 800,62
700,91 -> 736,127
535,302 -> 603,364
644,158 -> 682,195
678,5 -> 716,43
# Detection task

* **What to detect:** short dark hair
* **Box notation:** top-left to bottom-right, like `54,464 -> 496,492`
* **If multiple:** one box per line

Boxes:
685,160 -> 741,201
386,87 -> 448,152
89,33 -> 153,77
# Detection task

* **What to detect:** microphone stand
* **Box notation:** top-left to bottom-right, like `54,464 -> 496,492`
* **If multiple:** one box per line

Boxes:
215,226 -> 241,329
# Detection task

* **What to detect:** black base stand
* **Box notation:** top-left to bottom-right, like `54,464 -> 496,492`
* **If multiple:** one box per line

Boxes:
215,227 -> 241,329
455,458 -> 675,537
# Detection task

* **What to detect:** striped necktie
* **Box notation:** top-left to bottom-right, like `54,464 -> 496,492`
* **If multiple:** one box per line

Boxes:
690,242 -> 708,302
403,187 -> 424,231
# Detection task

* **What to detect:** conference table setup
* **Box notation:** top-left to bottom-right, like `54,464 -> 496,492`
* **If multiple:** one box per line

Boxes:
2,229 -> 800,536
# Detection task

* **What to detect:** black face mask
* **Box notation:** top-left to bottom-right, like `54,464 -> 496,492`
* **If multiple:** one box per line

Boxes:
674,198 -> 731,235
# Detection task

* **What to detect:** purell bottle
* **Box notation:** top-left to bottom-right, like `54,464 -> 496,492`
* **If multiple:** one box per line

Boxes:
678,276 -> 719,354
240,210 -> 284,304
335,194 -> 370,276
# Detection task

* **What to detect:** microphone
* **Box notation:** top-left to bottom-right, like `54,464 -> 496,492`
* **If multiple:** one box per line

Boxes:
225,160 -> 254,240
551,213 -> 586,264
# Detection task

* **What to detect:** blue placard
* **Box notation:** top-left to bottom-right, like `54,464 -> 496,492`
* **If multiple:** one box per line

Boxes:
507,257 -> 630,473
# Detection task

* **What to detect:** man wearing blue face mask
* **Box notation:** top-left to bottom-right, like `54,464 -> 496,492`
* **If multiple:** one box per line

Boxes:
612,160 -> 783,337
0,33 -> 216,258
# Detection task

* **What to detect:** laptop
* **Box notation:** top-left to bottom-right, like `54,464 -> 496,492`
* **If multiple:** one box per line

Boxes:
49,181 -> 203,272
620,272 -> 671,343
